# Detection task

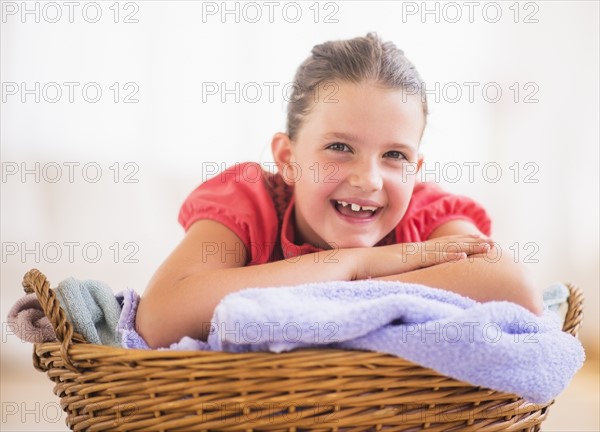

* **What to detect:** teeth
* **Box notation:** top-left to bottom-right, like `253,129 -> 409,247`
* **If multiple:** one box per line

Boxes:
336,200 -> 379,212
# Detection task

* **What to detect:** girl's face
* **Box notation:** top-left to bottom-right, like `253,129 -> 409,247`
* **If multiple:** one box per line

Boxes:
280,80 -> 425,250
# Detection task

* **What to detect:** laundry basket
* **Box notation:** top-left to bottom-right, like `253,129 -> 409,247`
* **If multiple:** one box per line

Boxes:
22,268 -> 584,432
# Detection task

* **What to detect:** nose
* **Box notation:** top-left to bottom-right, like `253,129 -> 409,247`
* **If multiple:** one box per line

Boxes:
348,159 -> 384,192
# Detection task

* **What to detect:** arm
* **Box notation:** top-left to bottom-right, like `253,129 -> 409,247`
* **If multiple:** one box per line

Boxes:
137,220 -> 353,347
374,220 -> 544,315
136,220 -> 488,347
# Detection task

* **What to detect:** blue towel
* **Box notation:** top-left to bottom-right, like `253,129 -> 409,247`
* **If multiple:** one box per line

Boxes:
206,280 -> 584,404
54,277 -> 122,346
542,282 -> 570,312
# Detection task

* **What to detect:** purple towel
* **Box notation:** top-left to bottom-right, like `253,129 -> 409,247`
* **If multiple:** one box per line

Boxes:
116,288 -> 150,350
119,280 -> 584,404
117,288 -> 210,351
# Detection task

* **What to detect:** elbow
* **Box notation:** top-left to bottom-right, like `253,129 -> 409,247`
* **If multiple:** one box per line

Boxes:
505,256 -> 544,316
135,297 -> 165,349
518,279 -> 544,316
136,293 -> 190,349
477,252 -> 543,316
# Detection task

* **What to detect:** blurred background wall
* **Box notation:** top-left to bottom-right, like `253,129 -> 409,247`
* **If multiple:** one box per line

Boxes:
2,1 -> 598,430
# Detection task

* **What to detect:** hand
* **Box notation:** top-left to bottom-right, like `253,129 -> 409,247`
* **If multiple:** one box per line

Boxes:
350,234 -> 494,280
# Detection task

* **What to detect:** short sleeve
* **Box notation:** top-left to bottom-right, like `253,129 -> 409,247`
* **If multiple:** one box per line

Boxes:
177,162 -> 279,262
397,182 -> 492,242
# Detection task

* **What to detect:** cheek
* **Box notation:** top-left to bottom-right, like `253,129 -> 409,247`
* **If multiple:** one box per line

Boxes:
386,179 -> 415,210
295,177 -> 332,211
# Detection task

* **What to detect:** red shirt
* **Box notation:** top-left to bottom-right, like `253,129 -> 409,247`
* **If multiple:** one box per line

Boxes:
178,162 -> 492,265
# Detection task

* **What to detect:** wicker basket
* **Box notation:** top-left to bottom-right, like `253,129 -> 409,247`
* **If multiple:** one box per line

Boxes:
22,268 -> 584,432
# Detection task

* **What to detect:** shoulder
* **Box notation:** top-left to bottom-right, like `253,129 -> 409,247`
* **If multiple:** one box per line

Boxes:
397,182 -> 492,241
177,162 -> 283,244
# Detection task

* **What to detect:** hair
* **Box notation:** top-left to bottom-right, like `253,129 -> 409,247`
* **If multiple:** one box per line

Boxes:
286,32 -> 428,141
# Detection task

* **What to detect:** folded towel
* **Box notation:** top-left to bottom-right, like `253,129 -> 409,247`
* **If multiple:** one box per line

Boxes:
543,282 -> 570,312
206,280 -> 584,404
116,288 -> 150,349
7,293 -> 57,343
53,277 -> 123,346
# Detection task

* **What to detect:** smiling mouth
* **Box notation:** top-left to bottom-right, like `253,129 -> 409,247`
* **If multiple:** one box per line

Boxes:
331,200 -> 382,219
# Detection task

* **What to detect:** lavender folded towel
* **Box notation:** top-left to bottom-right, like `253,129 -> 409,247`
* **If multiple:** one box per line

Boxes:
7,293 -> 57,343
209,280 -> 584,404
119,280 -> 584,404
116,288 -> 150,350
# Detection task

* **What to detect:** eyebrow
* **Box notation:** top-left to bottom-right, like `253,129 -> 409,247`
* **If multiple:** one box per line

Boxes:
324,132 -> 417,152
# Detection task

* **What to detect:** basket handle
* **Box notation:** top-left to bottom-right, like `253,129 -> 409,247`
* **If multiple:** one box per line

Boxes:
563,283 -> 584,336
22,268 -> 86,371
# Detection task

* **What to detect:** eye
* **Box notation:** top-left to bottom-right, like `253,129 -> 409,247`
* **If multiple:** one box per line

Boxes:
384,150 -> 407,160
327,142 -> 352,152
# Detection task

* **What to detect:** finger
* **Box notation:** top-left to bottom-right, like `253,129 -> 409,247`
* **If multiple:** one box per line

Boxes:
439,251 -> 467,263
440,239 -> 494,255
404,249 -> 465,270
459,241 -> 492,255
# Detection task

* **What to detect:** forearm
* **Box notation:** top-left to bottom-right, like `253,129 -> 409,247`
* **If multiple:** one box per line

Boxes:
137,249 -> 355,347
375,253 -> 543,314
137,234 -> 492,347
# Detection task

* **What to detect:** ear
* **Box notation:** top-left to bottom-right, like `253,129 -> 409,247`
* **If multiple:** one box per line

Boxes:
271,132 -> 297,185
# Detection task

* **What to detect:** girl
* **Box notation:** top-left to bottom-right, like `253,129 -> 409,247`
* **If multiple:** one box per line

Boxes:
137,33 -> 542,349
